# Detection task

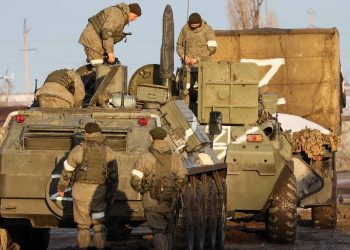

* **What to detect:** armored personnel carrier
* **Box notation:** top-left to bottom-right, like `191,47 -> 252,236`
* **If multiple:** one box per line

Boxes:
184,60 -> 298,243
0,5 -> 226,250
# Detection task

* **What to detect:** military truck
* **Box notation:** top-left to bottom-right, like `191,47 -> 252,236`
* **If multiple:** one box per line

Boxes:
210,28 -> 344,229
0,5 -> 227,250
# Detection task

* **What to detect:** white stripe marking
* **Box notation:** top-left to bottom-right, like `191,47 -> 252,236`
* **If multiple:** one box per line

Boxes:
50,190 -> 73,202
132,169 -> 144,179
64,160 -> 75,171
92,212 -> 105,220
90,59 -> 104,65
207,40 -> 217,47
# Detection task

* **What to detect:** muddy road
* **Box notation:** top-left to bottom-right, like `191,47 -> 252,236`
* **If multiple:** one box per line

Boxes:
47,205 -> 350,250
48,172 -> 350,249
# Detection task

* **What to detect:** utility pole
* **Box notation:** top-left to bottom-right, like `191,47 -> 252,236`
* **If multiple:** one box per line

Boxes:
307,8 -> 316,28
23,19 -> 36,96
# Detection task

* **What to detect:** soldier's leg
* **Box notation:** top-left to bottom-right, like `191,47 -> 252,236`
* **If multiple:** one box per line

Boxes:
153,232 -> 168,250
77,224 -> 90,250
164,212 -> 175,250
189,71 -> 198,103
91,198 -> 107,249
84,46 -> 104,65
92,217 -> 106,249
95,64 -> 111,91
145,211 -> 169,250
73,199 -> 92,249
38,96 -> 72,108
181,67 -> 191,105
188,71 -> 199,116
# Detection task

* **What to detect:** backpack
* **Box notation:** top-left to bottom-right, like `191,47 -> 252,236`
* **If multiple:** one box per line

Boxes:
149,150 -> 177,202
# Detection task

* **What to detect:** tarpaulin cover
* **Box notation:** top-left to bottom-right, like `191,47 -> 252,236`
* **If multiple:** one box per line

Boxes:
213,28 -> 342,134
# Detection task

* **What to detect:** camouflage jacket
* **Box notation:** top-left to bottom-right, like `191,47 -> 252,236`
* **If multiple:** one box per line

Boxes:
79,3 -> 130,55
176,20 -> 217,67
57,132 -> 118,196
130,139 -> 187,213
34,69 -> 85,108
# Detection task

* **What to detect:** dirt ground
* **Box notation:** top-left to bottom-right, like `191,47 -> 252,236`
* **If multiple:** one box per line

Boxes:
224,205 -> 350,249
47,205 -> 350,250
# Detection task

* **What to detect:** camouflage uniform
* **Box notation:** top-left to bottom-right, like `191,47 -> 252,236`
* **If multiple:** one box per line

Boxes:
176,20 -> 217,66
131,139 -> 187,250
79,3 -> 130,64
35,69 -> 85,108
176,20 -> 217,107
57,131 -> 118,250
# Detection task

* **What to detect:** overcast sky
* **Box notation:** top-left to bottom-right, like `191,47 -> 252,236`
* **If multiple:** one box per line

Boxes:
0,0 -> 349,94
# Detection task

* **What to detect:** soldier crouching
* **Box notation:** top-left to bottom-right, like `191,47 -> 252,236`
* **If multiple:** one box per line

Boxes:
34,69 -> 85,108
57,122 -> 118,250
130,127 -> 187,250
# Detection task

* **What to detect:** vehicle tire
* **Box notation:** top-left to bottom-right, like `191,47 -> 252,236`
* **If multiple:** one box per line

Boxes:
312,154 -> 337,229
194,180 -> 206,250
216,179 -> 227,250
173,183 -> 195,250
204,178 -> 218,250
266,174 -> 297,243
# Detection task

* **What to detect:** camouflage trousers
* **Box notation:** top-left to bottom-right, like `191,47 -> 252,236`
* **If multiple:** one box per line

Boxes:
37,95 -> 73,108
72,182 -> 107,249
84,46 -> 104,63
145,211 -> 174,250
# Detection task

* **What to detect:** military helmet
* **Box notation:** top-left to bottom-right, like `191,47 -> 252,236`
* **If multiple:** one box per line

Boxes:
149,127 -> 167,140
129,3 -> 142,16
84,122 -> 101,133
188,12 -> 202,25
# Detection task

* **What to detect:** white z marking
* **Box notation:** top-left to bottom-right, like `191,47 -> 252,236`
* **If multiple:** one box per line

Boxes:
241,58 -> 285,87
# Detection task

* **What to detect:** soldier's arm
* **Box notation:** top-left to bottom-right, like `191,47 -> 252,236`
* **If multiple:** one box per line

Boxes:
130,153 -> 153,193
173,155 -> 188,187
66,70 -> 85,108
101,9 -> 124,53
57,145 -> 83,192
205,25 -> 218,56
176,27 -> 186,59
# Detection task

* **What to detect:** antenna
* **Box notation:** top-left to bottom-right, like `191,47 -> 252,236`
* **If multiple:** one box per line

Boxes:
186,0 -> 190,20
22,19 -> 37,96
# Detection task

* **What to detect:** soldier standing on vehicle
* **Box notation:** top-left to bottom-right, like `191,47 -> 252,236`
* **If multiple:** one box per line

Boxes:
176,12 -> 217,108
34,69 -> 85,108
130,127 -> 187,250
57,122 -> 118,250
79,2 -> 142,65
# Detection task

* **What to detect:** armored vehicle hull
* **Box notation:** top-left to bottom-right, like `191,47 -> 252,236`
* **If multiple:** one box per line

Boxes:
0,71 -> 227,249
193,60 -> 297,243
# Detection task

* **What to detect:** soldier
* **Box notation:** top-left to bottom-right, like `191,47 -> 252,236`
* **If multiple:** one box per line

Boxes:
176,12 -> 217,109
34,69 -> 85,108
130,127 -> 187,250
79,2 -> 142,66
57,122 -> 118,250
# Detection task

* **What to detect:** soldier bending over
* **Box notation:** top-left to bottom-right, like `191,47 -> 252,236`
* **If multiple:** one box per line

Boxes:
35,69 -> 85,108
